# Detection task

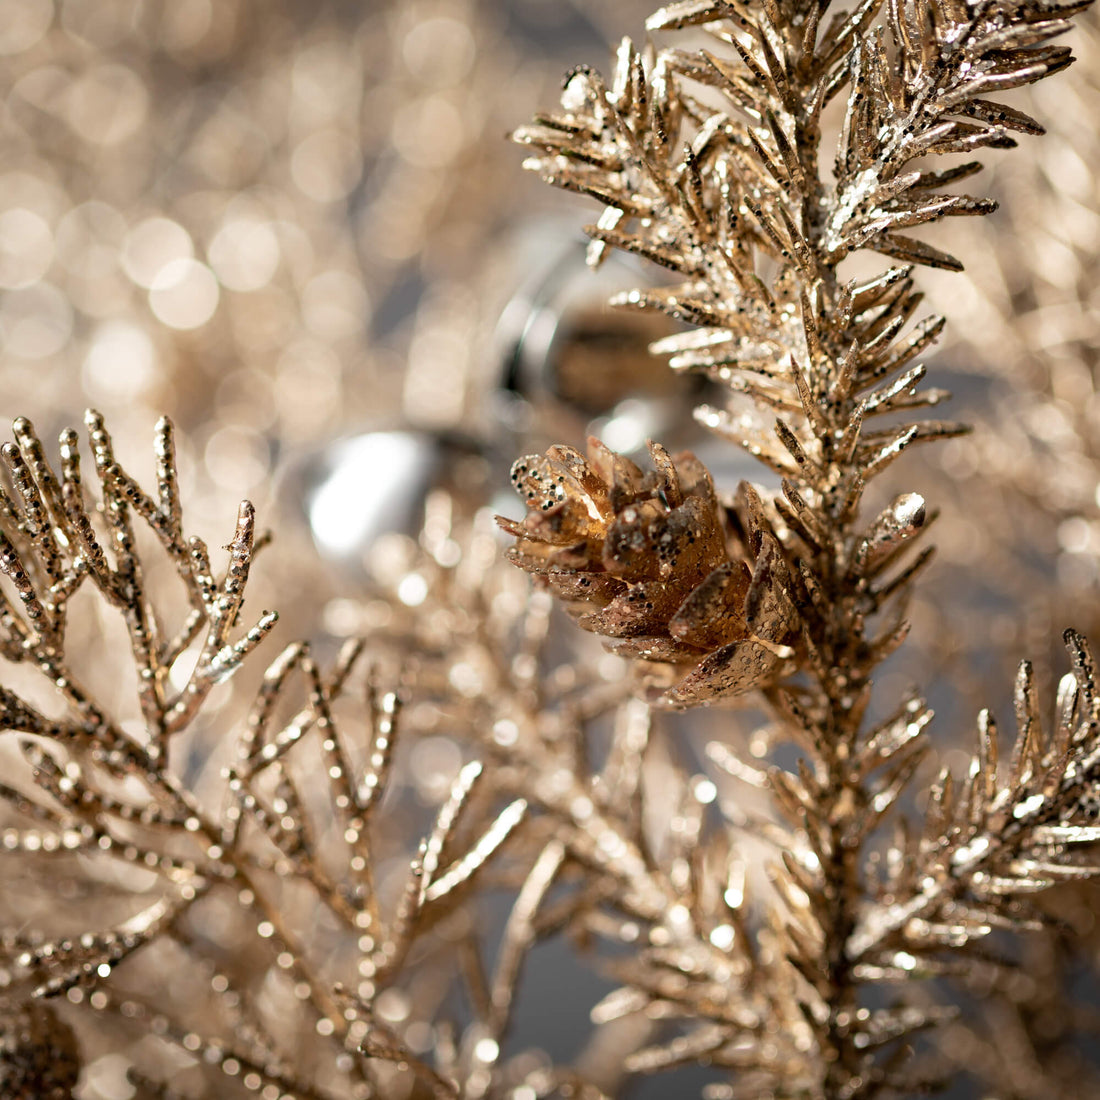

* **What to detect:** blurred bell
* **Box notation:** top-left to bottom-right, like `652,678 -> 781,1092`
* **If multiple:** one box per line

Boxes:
488,223 -> 758,488
284,428 -> 488,573
290,223 -> 752,572
488,223 -> 704,454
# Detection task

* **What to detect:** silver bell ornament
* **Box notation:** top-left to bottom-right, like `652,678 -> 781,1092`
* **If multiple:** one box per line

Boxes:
488,222 -> 761,491
290,221 -> 758,572
489,222 -> 704,454
284,427 -> 490,576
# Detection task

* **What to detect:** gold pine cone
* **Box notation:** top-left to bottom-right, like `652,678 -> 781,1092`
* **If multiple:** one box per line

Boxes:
0,1002 -> 81,1100
497,437 -> 799,705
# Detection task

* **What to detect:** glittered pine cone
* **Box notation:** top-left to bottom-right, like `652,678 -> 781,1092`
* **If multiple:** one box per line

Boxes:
497,437 -> 800,705
0,1001 -> 81,1100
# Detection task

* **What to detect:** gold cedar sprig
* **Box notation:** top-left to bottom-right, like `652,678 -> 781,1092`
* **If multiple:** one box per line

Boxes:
513,0 -> 1086,515
0,412 -> 277,761
0,416 -> 527,1099
851,630 -> 1100,973
508,0 -> 1095,1093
